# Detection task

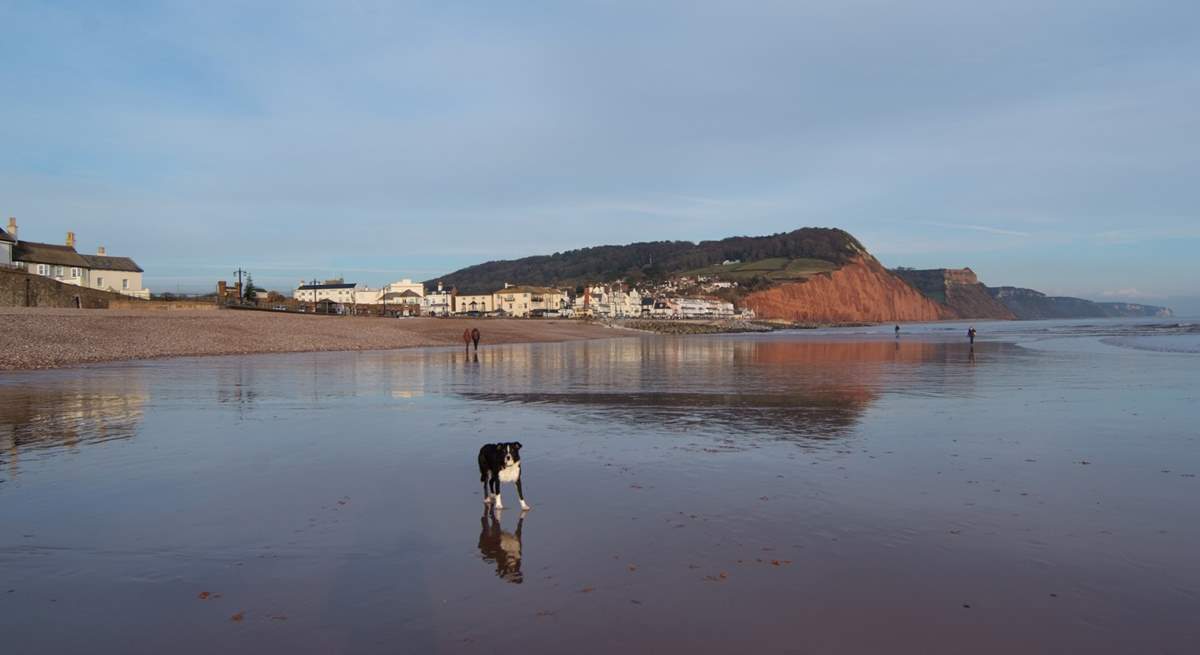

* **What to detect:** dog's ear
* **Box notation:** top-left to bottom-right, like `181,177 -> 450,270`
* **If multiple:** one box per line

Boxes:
512,442 -> 522,450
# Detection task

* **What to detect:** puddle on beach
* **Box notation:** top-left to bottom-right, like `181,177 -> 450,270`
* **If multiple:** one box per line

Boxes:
2,320 -> 1199,654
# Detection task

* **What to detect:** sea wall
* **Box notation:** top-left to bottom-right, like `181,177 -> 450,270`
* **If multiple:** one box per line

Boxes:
109,299 -> 218,311
741,256 -> 958,323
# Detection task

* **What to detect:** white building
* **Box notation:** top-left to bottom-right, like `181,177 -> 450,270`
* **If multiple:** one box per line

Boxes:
578,285 -> 611,317
651,297 -> 736,319
295,280 -> 360,303
575,284 -> 649,318
353,278 -> 424,306
82,249 -> 150,299
456,293 -> 494,315
423,282 -> 455,316
610,287 -> 644,317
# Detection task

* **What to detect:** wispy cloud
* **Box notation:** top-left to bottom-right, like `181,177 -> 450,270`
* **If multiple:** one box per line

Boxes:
919,221 -> 1031,237
1093,226 -> 1200,244
2,1 -> 1198,294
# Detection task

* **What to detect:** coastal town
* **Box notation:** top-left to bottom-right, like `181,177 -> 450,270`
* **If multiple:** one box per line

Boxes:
288,278 -> 749,320
2,215 -> 750,321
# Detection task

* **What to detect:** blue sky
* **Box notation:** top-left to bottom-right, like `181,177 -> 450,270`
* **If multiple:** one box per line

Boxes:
1,1 -> 1197,310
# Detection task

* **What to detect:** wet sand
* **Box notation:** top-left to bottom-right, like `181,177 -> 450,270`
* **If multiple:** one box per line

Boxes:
1,319 -> 1198,653
0,307 -> 622,370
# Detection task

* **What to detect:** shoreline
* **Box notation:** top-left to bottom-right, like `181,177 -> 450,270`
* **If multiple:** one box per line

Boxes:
0,308 -> 627,371
602,317 -> 878,335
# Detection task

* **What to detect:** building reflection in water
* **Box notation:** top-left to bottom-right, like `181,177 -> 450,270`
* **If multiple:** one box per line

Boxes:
0,371 -> 148,478
449,337 -> 970,445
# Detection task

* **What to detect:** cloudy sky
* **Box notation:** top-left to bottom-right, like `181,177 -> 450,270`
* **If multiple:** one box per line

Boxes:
2,1 -> 1197,309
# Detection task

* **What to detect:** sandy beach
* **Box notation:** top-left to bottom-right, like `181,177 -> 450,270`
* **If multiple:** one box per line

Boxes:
2,319 -> 1197,654
0,307 -> 623,370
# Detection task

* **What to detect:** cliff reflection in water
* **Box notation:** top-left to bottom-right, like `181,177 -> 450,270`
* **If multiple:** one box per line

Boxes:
0,372 -> 147,475
457,338 -> 957,443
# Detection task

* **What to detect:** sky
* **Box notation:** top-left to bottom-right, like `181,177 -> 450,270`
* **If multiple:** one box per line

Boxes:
1,1 -> 1198,311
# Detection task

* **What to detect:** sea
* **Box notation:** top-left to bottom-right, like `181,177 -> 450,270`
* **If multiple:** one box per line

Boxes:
2,317 -> 1198,654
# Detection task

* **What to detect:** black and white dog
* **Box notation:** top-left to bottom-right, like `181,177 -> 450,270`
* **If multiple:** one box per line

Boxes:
478,442 -> 530,511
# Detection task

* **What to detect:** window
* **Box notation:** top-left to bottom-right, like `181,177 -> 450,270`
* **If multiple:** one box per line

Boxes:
122,279 -> 129,289
37,264 -> 49,275
70,267 -> 80,278
54,265 -> 65,277
96,277 -> 104,287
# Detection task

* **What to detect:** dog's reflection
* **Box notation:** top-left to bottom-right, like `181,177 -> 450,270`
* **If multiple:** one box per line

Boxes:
478,507 -> 525,584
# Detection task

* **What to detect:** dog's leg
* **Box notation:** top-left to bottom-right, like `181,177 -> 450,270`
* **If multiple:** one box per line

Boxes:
516,477 -> 530,511
482,476 -> 492,505
492,476 -> 504,510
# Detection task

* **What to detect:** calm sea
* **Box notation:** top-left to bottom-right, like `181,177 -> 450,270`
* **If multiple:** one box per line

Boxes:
2,318 -> 1198,654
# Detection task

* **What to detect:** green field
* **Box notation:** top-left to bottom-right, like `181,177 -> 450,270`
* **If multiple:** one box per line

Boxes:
686,257 -> 837,282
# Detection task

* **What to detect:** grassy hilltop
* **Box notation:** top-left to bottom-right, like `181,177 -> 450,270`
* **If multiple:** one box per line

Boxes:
429,227 -> 865,293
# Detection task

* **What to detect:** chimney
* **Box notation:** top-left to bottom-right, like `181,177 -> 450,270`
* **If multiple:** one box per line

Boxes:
66,231 -> 76,248
6,217 -> 15,239
97,246 -> 106,256
437,281 -> 444,292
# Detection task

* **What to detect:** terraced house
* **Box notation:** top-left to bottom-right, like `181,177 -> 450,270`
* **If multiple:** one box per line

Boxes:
0,221 -> 13,265
4,218 -> 150,298
494,284 -> 566,317
82,247 -> 148,299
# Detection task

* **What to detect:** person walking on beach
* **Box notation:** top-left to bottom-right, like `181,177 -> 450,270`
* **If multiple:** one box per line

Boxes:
968,326 -> 977,345
471,327 -> 481,351
895,325 -> 900,338
463,328 -> 472,351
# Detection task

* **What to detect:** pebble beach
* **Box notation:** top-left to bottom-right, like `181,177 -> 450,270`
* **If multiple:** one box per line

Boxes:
0,307 -> 621,370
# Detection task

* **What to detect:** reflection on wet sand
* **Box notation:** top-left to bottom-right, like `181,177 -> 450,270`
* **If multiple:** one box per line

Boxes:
1,324 -> 1195,654
0,374 -> 147,476
456,338 -> 966,444
478,507 -> 525,584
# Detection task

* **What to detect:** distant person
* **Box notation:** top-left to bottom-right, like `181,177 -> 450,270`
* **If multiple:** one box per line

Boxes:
471,327 -> 481,351
894,325 -> 900,338
968,326 -> 977,345
463,328 -> 472,351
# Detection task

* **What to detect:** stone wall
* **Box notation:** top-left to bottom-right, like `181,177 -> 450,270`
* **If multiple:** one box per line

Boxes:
0,266 -> 137,309
109,299 -> 218,311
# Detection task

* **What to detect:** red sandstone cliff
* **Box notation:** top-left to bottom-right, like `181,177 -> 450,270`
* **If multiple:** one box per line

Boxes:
891,267 -> 1014,320
742,256 -> 958,322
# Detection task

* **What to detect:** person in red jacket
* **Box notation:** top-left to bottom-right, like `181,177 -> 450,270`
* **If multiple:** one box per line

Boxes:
463,328 -> 472,351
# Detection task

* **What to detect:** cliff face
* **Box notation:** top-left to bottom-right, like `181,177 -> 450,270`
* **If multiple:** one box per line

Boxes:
944,284 -> 1016,319
743,256 -> 958,323
987,287 -> 1173,319
987,286 -> 1100,319
1096,302 -> 1173,318
892,268 -> 1014,320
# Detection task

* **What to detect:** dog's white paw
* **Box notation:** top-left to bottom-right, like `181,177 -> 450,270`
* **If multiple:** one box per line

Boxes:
519,501 -> 531,511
